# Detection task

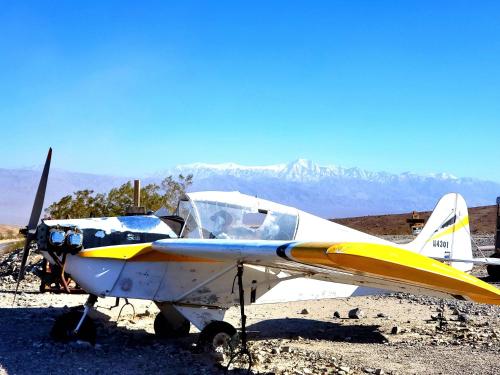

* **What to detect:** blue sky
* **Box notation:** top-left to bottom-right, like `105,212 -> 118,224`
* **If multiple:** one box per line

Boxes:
1,1 -> 499,180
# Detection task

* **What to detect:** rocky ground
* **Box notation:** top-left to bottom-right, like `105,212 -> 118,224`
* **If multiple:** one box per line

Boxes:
0,236 -> 499,375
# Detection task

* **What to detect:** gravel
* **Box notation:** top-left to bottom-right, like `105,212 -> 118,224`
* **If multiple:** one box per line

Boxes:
1,236 -> 500,374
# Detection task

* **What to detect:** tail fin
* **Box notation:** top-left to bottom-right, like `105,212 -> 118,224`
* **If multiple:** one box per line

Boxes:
404,193 -> 473,272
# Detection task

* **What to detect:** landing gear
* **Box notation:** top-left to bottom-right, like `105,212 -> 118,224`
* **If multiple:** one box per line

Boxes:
51,309 -> 96,344
199,321 -> 237,352
50,294 -> 98,344
154,312 -> 191,338
198,263 -> 252,371
226,263 -> 252,370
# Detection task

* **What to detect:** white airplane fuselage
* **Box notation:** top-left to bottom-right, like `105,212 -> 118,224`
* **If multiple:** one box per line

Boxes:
40,192 -> 389,309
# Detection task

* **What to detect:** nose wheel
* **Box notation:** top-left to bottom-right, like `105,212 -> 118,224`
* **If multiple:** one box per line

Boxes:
50,295 -> 97,344
51,309 -> 96,344
198,321 -> 238,352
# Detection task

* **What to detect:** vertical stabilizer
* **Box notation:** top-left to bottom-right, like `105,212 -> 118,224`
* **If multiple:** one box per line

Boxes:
404,193 -> 473,272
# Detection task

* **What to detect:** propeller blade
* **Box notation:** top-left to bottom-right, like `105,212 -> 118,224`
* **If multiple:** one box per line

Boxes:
13,240 -> 32,297
27,147 -> 52,231
13,148 -> 52,303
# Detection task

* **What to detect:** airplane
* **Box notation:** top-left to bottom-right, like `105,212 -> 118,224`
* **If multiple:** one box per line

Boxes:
14,149 -> 500,360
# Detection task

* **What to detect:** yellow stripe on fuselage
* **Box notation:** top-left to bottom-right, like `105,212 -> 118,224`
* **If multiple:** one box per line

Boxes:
79,243 -> 218,263
426,215 -> 469,242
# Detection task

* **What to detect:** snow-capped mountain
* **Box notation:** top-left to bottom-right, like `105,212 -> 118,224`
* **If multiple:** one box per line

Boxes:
166,159 -> 499,219
1,159 -> 499,225
169,159 -> 460,183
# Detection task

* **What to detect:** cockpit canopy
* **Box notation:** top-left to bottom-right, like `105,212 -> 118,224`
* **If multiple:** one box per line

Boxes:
175,191 -> 299,240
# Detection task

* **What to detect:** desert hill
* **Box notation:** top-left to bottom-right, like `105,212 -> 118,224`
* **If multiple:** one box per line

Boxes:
0,224 -> 20,240
332,205 -> 497,235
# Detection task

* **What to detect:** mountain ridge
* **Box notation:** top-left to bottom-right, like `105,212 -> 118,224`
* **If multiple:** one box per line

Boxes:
1,159 -> 499,225
167,159 -> 464,183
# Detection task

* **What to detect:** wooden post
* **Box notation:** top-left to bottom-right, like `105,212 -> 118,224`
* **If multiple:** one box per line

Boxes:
495,197 -> 500,252
125,179 -> 146,215
134,179 -> 141,207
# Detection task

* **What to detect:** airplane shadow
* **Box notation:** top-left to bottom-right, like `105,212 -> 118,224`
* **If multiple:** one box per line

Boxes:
0,306 -> 188,374
0,306 -> 384,374
247,318 -> 386,344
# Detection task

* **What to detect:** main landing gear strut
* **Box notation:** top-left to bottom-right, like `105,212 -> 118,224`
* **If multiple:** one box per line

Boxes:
226,263 -> 253,370
196,263 -> 253,372
193,263 -> 252,372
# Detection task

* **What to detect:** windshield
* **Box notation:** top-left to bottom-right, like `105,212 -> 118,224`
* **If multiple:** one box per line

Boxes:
176,198 -> 202,238
179,198 -> 298,240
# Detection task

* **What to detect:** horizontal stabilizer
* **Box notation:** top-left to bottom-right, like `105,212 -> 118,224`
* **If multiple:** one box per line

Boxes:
433,257 -> 500,266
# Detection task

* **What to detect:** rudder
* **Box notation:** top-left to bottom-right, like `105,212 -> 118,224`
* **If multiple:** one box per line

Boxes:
404,193 -> 473,272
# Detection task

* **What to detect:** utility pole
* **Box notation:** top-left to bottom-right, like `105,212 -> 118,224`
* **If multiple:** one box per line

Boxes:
133,179 -> 141,207
126,179 -> 146,215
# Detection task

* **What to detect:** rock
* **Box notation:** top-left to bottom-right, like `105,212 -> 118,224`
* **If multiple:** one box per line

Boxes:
281,345 -> 291,353
458,313 -> 470,323
254,353 -> 265,364
348,308 -> 364,319
333,311 -> 341,319
376,312 -> 388,318
375,369 -> 385,375
391,326 -> 400,334
339,365 -> 350,373
363,368 -> 376,373
300,308 -> 309,315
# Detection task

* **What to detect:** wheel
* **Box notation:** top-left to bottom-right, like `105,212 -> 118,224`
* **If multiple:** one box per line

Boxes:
198,321 -> 238,353
487,253 -> 500,280
154,312 -> 190,338
50,310 -> 96,344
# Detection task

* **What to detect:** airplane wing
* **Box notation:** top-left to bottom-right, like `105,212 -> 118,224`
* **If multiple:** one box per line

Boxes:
152,239 -> 500,305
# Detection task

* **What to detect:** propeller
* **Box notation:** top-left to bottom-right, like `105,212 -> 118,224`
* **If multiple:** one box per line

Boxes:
13,148 -> 52,303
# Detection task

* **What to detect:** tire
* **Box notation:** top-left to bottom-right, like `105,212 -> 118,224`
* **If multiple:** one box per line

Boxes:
50,310 -> 96,344
198,321 -> 238,352
487,253 -> 500,280
154,313 -> 190,339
